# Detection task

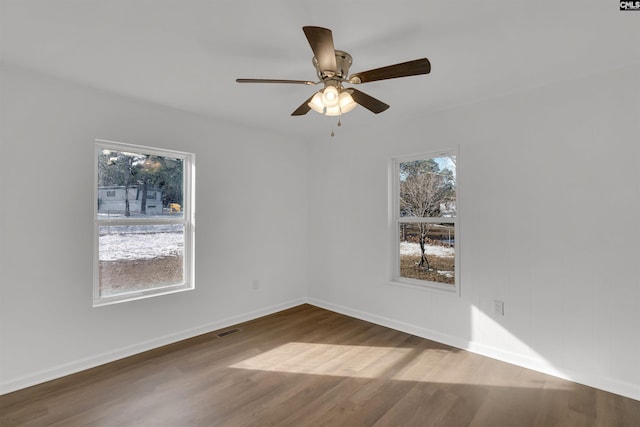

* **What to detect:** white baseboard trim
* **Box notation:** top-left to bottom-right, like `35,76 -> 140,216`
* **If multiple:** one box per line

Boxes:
0,298 -> 305,395
306,298 -> 640,402
307,297 -> 470,351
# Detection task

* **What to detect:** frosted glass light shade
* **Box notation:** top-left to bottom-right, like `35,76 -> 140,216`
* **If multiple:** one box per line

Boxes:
309,91 -> 325,114
321,86 -> 339,107
338,91 -> 356,114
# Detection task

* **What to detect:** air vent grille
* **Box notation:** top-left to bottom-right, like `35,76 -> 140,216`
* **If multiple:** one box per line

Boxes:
216,328 -> 241,338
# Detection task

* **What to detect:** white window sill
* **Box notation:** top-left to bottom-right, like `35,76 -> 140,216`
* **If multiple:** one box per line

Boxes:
387,279 -> 459,295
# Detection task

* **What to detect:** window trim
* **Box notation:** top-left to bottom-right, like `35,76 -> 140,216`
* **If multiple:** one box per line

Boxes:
93,139 -> 195,307
388,148 -> 460,295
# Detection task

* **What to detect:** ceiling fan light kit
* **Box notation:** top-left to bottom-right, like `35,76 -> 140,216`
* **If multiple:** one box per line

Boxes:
236,26 -> 431,121
308,86 -> 357,116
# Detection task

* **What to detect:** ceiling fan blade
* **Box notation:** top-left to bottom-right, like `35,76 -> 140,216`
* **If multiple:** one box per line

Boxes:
348,58 -> 430,84
291,94 -> 316,116
348,88 -> 389,114
236,78 -> 316,85
302,26 -> 337,74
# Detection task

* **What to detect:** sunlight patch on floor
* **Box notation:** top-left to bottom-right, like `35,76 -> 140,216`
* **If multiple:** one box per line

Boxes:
230,342 -> 413,379
230,341 -> 572,390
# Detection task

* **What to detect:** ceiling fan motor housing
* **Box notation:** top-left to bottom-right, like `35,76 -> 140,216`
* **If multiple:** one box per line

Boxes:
313,50 -> 352,81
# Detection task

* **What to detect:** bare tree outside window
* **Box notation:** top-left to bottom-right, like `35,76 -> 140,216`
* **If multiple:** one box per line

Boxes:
394,152 -> 457,288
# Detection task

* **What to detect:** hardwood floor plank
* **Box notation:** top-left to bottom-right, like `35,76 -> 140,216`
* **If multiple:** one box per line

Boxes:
374,385 -> 458,427
1,304 -> 639,426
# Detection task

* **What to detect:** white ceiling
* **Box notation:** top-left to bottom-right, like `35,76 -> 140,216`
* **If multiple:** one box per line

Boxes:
2,0 -> 639,140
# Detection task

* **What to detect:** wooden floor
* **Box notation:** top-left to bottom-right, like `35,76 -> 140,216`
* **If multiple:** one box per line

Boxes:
1,305 -> 639,426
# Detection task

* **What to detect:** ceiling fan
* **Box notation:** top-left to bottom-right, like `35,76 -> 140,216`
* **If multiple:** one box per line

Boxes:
236,26 -> 431,117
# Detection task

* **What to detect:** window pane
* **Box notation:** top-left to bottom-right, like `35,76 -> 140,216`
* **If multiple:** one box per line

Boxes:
98,224 -> 184,297
97,149 -> 184,218
399,222 -> 455,285
399,155 -> 456,218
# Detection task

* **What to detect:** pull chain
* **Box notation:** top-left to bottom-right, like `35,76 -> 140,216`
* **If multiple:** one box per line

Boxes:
330,105 -> 343,138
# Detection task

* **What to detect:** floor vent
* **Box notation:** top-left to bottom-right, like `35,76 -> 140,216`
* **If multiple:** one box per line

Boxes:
216,328 -> 241,338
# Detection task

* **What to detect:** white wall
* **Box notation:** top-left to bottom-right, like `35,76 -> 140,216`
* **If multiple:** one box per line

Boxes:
307,64 -> 640,400
0,65 -> 309,393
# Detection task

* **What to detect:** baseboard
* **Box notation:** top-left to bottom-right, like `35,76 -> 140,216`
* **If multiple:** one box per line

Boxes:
306,298 -> 640,402
307,297 -> 471,351
0,298 -> 305,395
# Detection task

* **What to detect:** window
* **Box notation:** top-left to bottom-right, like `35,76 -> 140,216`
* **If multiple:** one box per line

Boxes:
390,149 -> 458,293
94,139 -> 195,306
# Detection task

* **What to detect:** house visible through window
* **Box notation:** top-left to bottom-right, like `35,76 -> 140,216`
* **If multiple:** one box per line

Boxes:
94,139 -> 195,306
390,150 -> 458,293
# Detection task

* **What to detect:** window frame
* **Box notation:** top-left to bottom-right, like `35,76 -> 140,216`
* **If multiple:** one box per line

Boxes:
389,148 -> 460,295
93,139 -> 195,307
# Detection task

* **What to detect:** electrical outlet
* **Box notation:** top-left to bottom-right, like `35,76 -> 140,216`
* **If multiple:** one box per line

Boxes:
252,280 -> 259,290
493,300 -> 504,316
